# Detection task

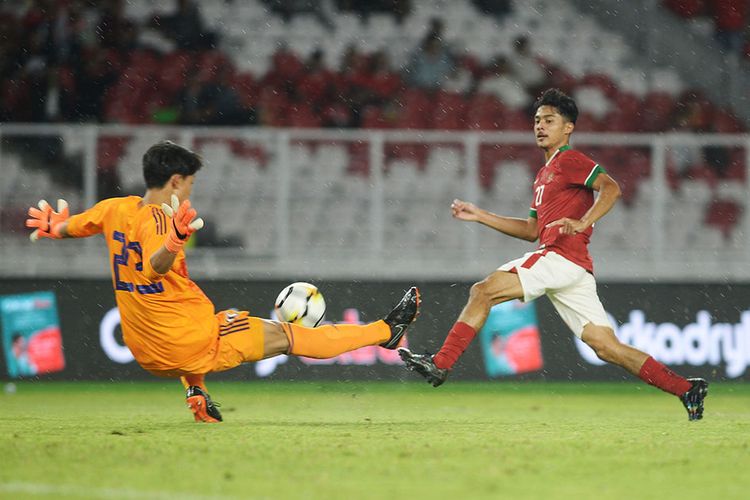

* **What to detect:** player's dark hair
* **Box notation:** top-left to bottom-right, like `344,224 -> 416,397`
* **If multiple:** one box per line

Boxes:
533,88 -> 578,124
142,141 -> 203,188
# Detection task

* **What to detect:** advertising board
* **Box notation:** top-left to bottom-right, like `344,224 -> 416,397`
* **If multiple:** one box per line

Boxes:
0,280 -> 747,382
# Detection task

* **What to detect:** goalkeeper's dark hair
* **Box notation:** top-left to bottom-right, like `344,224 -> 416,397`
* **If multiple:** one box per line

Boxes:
533,88 -> 578,124
142,141 -> 203,188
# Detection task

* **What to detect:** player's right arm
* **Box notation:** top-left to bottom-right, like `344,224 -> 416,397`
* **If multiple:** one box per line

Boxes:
451,199 -> 538,242
27,198 -> 114,241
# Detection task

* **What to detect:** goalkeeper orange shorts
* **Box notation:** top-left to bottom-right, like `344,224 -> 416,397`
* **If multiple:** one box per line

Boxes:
208,309 -> 266,372
146,309 -> 265,378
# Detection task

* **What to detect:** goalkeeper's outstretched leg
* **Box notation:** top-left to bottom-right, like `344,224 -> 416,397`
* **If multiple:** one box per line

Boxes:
268,287 -> 421,359
174,287 -> 421,422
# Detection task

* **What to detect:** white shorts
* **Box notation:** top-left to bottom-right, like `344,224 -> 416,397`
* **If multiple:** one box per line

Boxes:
498,250 -> 612,338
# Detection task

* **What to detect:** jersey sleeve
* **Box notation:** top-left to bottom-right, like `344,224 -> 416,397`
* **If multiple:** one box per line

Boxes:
560,151 -> 606,189
135,206 -> 172,281
66,199 -> 116,237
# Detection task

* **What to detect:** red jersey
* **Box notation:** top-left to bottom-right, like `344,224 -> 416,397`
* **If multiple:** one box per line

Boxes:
529,145 -> 605,273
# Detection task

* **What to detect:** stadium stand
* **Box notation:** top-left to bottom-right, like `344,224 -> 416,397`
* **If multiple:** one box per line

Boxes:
0,0 -> 747,273
662,0 -> 748,57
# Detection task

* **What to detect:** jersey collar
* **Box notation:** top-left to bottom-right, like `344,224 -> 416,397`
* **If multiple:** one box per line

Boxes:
545,144 -> 571,166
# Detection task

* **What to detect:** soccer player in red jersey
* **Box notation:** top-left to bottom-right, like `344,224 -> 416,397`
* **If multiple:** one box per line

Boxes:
26,141 -> 420,423
398,89 -> 708,421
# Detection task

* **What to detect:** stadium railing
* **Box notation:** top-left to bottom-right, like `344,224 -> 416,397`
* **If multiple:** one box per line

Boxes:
0,124 -> 748,282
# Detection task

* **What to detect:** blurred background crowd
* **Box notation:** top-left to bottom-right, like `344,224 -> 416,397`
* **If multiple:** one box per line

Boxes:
0,0 -> 745,136
0,0 -> 748,273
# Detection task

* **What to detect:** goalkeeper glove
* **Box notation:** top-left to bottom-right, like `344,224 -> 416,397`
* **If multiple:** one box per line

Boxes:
161,194 -> 204,253
26,199 -> 69,241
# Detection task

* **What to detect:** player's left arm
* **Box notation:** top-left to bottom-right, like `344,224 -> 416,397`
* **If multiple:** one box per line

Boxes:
547,173 -> 622,235
145,195 -> 203,277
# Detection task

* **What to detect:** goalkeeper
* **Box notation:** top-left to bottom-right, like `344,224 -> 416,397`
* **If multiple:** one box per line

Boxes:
26,141 -> 420,423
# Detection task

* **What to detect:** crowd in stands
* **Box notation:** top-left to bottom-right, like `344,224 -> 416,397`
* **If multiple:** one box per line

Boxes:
0,0 -> 746,245
0,0 -> 746,184
0,0 -> 744,139
663,0 -> 749,57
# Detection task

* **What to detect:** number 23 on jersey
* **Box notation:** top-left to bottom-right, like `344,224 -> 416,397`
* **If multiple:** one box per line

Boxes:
112,230 -> 164,294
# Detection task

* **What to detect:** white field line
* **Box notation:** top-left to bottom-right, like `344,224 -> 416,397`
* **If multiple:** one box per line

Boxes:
0,482 -> 266,500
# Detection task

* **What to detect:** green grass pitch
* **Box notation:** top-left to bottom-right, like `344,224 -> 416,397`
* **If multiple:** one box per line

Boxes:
1,381 -> 749,499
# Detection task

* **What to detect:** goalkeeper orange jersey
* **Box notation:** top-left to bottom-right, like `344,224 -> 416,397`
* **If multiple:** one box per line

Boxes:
66,196 -> 217,372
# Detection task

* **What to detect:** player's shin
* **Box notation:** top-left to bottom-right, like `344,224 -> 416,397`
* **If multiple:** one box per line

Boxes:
433,322 -> 478,370
285,321 -> 391,358
637,356 -> 692,396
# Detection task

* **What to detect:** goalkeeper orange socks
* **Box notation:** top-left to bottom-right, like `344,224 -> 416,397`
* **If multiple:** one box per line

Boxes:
180,374 -> 208,392
286,321 -> 390,358
433,321 -> 477,370
638,356 -> 692,396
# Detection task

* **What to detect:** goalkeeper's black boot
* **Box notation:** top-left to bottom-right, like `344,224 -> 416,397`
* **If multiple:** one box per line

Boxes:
397,348 -> 449,387
380,287 -> 421,349
186,386 -> 223,423
680,378 -> 708,421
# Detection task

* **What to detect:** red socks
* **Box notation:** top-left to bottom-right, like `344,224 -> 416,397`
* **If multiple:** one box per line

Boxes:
434,326 -> 692,396
638,356 -> 692,396
433,322 -> 477,370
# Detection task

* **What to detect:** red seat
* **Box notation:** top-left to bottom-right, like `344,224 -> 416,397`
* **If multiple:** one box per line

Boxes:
713,109 -> 744,133
432,91 -> 467,130
685,164 -> 718,187
197,50 -> 234,83
604,93 -> 640,131
127,50 -> 161,77
612,166 -> 640,205
465,94 -> 505,130
104,84 -> 146,123
297,70 -> 335,104
322,103 -> 352,128
394,106 -> 428,129
361,106 -> 388,129
597,148 -> 653,204
57,66 -> 77,93
268,49 -> 304,84
504,109 -> 530,131
575,112 -> 603,132
347,142 -> 370,175
227,139 -> 268,166
386,143 -> 428,166
159,52 -> 194,96
232,72 -> 258,108
663,0 -> 706,17
97,137 -> 128,173
641,92 -> 676,132
257,88 -> 290,126
393,89 -> 431,129
725,149 -> 746,180
288,104 -> 322,128
540,63 -> 576,93
603,110 -> 636,132
580,73 -> 618,98
479,145 -> 502,187
705,199 -> 742,240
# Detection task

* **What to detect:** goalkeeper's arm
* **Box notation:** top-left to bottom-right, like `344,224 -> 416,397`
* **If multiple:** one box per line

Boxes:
26,199 -> 73,240
149,195 -> 204,275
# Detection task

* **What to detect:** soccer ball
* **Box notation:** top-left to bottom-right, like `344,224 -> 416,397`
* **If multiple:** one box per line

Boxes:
274,282 -> 326,327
